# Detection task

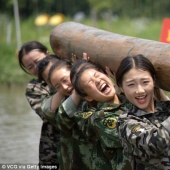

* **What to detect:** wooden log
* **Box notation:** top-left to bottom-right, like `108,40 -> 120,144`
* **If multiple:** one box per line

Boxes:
50,21 -> 170,91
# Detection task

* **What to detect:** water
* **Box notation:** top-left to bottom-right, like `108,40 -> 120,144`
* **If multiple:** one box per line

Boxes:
0,85 -> 170,165
0,86 -> 42,164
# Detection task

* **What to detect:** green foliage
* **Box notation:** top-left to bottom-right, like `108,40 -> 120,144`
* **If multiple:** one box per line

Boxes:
1,0 -> 170,19
0,42 -> 31,85
0,14 -> 164,84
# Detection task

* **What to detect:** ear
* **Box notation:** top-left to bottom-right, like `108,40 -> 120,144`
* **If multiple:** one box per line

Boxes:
84,96 -> 94,102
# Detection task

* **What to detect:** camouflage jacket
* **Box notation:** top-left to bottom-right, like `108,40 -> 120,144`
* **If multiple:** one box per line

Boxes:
74,95 -> 131,170
25,79 -> 60,165
42,96 -> 93,170
117,100 -> 170,170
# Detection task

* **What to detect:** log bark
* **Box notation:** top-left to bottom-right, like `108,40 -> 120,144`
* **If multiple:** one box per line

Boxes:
50,21 -> 170,91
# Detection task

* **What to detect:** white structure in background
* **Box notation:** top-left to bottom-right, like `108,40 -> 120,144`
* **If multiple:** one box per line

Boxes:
13,0 -> 21,50
73,11 -> 85,22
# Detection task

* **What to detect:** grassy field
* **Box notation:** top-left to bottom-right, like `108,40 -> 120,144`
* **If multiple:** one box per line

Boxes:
0,16 -> 163,85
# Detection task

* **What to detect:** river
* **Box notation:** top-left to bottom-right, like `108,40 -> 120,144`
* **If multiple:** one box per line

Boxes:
0,86 -> 42,164
0,85 -> 170,165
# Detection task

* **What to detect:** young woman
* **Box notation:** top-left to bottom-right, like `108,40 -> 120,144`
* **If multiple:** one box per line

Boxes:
70,59 -> 132,170
116,54 -> 170,170
39,59 -> 94,170
18,41 -> 61,167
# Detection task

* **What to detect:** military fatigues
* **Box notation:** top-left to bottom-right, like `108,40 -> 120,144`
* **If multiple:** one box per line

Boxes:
25,79 -> 60,166
58,97 -> 93,170
74,95 -> 131,170
117,100 -> 170,170
42,96 -> 73,170
42,96 -> 93,170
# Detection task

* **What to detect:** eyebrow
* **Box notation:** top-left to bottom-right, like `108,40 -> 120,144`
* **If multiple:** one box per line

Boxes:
125,77 -> 150,83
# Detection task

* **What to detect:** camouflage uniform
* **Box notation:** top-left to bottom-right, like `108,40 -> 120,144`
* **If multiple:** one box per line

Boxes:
42,96 -> 93,170
74,95 -> 131,170
25,79 -> 60,166
117,100 -> 170,170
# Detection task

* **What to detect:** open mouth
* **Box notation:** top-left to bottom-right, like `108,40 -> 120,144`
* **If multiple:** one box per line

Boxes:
135,95 -> 147,104
100,83 -> 110,94
67,87 -> 74,94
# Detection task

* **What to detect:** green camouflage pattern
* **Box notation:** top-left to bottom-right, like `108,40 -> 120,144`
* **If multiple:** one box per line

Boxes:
57,131 -> 73,170
41,96 -> 73,170
74,95 -> 131,170
46,99 -> 94,170
117,100 -> 170,170
25,79 -> 60,165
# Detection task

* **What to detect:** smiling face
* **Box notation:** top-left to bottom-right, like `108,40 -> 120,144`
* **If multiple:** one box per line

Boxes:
22,49 -> 47,76
79,68 -> 119,103
50,67 -> 73,97
121,68 -> 155,112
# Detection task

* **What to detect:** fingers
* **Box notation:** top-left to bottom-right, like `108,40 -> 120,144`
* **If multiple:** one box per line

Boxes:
71,53 -> 78,64
83,52 -> 90,60
71,52 -> 90,63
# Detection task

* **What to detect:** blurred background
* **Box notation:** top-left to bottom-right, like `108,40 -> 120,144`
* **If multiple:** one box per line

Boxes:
1,0 -> 170,164
1,0 -> 170,85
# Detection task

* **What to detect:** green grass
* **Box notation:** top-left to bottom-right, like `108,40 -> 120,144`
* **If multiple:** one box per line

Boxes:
0,16 -> 163,84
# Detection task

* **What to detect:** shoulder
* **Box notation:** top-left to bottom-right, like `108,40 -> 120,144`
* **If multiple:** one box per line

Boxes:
156,100 -> 170,110
26,79 -> 50,96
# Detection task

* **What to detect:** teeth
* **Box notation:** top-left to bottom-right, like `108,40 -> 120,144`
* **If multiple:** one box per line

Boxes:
136,96 -> 145,99
101,83 -> 106,89
101,83 -> 106,90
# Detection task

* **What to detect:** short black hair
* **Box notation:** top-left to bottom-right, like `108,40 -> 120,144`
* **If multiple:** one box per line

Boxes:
70,60 -> 103,97
37,54 -> 60,82
48,59 -> 72,87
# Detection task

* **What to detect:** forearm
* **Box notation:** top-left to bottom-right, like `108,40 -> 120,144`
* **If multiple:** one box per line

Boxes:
41,92 -> 65,121
62,91 -> 82,118
50,92 -> 65,112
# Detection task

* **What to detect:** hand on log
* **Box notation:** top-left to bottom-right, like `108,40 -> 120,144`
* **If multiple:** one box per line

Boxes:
50,22 -> 170,91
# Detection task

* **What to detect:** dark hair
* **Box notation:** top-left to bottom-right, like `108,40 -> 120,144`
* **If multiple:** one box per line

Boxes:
18,41 -> 48,74
48,59 -> 72,87
116,54 -> 161,100
37,54 -> 60,82
70,60 -> 103,97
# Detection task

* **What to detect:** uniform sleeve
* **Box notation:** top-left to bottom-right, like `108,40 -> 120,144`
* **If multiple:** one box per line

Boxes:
117,113 -> 170,158
40,95 -> 60,127
62,97 -> 77,118
55,97 -> 77,132
41,96 -> 77,131
41,95 -> 57,120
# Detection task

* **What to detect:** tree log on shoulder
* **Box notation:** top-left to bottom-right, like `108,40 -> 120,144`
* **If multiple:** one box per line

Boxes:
50,22 -> 170,91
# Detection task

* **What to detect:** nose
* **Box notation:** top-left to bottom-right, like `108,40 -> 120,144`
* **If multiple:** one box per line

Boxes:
61,83 -> 68,90
93,77 -> 101,86
136,85 -> 145,94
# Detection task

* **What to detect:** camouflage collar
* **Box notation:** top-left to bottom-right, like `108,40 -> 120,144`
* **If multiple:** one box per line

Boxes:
80,95 -> 126,112
128,100 -> 170,117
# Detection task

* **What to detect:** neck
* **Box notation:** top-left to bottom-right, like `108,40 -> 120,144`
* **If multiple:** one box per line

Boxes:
110,94 -> 121,104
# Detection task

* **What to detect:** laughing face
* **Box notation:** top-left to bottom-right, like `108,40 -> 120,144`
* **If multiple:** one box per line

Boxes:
121,68 -> 155,112
79,68 -> 119,104
22,49 -> 47,76
50,67 -> 74,97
